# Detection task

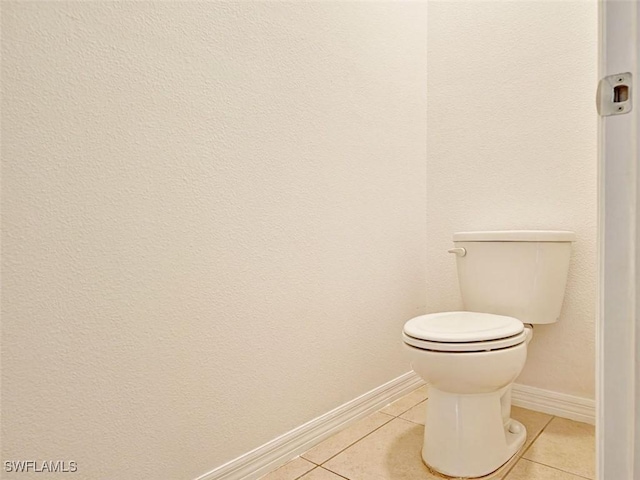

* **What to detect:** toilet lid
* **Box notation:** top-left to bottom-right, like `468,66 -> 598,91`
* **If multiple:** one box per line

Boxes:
403,330 -> 528,352
403,312 -> 524,343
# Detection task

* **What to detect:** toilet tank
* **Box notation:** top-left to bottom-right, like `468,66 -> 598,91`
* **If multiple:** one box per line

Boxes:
452,230 -> 575,325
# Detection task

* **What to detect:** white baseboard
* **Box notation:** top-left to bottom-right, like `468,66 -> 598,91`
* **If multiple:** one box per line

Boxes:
196,372 -> 424,480
511,383 -> 595,425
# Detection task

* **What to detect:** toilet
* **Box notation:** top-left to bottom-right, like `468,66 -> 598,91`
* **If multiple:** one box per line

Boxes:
403,230 -> 574,478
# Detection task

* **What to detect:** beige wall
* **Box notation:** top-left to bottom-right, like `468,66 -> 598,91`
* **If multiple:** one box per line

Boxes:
426,1 -> 598,398
1,2 -> 427,479
2,1 -> 598,478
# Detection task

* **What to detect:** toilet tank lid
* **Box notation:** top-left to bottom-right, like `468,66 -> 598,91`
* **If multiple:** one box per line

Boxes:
453,230 -> 575,242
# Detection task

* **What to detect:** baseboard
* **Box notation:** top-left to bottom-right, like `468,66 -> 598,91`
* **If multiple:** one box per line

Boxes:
511,383 -> 595,425
196,371 -> 424,480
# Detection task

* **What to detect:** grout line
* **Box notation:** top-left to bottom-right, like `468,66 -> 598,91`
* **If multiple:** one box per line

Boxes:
538,414 -> 558,433
302,455 -> 321,466
301,412 -> 395,466
317,416 -> 420,473
291,464 -> 318,480
392,394 -> 430,418
400,418 -> 424,426
321,464 -> 356,479
301,385 -> 427,467
266,458 -> 318,480
518,458 -> 594,480
501,412 -> 557,479
316,414 -> 394,464
519,414 -> 595,479
293,465 -> 351,480
499,456 -> 522,479
379,385 -> 428,417
486,438 -> 543,479
397,399 -> 428,425
318,466 -> 350,479
519,414 -> 555,458
304,387 -> 427,468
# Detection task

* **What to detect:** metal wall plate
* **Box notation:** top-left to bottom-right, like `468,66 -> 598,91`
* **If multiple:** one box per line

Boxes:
597,72 -> 633,116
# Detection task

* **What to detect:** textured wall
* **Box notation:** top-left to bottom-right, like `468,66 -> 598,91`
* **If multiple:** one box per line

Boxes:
1,2 -> 427,479
426,1 -> 597,398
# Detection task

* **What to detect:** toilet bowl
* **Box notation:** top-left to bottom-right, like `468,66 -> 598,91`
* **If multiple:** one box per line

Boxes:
403,231 -> 574,478
403,312 -> 531,477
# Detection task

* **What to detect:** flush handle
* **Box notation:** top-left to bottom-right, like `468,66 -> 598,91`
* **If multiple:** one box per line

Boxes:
447,247 -> 466,257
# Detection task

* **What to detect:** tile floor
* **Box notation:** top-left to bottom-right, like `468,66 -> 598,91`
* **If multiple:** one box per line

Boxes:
260,385 -> 595,480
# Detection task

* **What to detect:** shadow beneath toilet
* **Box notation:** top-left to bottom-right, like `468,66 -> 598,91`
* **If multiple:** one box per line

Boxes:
384,420 -> 520,480
383,420 -> 434,479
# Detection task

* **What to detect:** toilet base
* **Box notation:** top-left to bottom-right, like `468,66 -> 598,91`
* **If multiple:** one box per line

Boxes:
422,387 -> 527,478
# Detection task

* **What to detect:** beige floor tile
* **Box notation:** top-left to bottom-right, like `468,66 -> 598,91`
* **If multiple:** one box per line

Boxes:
299,467 -> 346,480
510,406 -> 553,451
506,459 -> 589,479
399,400 -> 426,425
323,417 -> 437,480
260,457 -> 316,480
421,448 -> 519,480
302,412 -> 393,464
379,385 -> 428,416
523,417 -> 595,479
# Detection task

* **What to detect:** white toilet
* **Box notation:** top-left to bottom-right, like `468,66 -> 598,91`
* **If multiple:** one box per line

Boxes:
402,230 -> 574,478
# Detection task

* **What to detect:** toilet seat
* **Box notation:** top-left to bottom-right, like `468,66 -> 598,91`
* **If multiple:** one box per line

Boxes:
403,330 -> 527,352
403,312 -> 526,353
